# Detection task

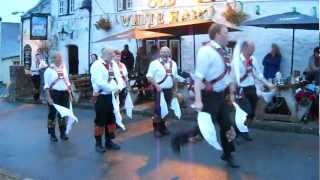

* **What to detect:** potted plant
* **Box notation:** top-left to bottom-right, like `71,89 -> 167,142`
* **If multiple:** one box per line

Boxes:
95,17 -> 112,31
223,3 -> 249,25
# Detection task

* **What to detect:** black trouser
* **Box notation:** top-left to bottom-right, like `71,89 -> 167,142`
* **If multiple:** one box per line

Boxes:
47,90 -> 69,136
31,75 -> 40,101
173,90 -> 235,157
94,94 -> 116,144
237,86 -> 258,120
119,88 -> 128,108
153,89 -> 173,132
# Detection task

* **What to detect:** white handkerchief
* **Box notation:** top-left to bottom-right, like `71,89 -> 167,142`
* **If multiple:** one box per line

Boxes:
197,112 -> 222,151
233,102 -> 249,133
53,103 -> 78,135
232,40 -> 242,84
170,97 -> 181,119
256,88 -> 275,103
125,92 -> 134,119
160,92 -> 169,119
112,93 -> 125,130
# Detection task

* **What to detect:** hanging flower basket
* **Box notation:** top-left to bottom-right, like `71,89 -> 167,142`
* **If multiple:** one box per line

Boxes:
223,4 -> 249,25
95,18 -> 112,31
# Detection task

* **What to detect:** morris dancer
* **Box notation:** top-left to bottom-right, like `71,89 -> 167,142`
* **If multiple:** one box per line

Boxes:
31,53 -> 47,102
171,24 -> 239,168
234,40 -> 275,141
146,46 -> 179,138
44,52 -> 71,142
90,47 -> 122,153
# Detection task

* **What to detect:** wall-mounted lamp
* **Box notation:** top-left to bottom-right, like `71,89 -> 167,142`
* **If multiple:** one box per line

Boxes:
255,5 -> 260,15
58,27 -> 73,40
312,6 -> 317,17
292,7 -> 297,13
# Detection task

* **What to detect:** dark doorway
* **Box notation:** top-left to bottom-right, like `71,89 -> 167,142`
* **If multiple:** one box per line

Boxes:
68,45 -> 79,75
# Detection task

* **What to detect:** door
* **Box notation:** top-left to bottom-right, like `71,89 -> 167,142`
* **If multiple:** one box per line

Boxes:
68,45 -> 79,75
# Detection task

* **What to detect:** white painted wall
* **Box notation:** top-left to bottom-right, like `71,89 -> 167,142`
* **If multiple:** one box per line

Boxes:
51,0 -> 90,73
50,0 -> 319,77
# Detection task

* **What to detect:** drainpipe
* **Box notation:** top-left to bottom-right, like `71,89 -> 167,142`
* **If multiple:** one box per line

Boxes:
80,0 -> 92,74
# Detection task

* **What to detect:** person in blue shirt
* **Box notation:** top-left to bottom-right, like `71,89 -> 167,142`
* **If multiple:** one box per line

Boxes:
263,44 -> 282,80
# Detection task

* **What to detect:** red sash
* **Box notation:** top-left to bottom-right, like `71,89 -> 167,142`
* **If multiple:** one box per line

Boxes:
203,45 -> 231,91
240,58 -> 253,82
49,65 -> 70,90
103,62 -> 117,84
117,62 -> 127,81
157,60 -> 173,85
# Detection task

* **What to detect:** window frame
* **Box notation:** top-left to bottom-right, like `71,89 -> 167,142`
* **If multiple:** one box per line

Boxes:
69,0 -> 75,14
58,0 -> 76,16
59,0 -> 66,15
117,0 -> 132,12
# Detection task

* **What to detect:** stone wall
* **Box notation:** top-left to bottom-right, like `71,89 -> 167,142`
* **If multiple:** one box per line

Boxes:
8,66 -> 34,101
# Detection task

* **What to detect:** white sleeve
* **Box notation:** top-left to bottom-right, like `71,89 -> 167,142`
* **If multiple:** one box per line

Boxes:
123,66 -> 128,79
91,63 -> 118,93
253,57 -> 265,81
172,62 -> 185,82
63,67 -> 71,86
194,47 -> 210,80
113,62 -> 125,90
146,61 -> 156,79
43,68 -> 51,90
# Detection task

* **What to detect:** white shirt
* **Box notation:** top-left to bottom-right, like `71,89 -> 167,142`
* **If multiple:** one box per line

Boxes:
31,59 -> 48,75
239,54 -> 265,87
116,61 -> 128,89
146,58 -> 178,89
44,64 -> 71,91
194,40 -> 232,92
90,58 -> 123,95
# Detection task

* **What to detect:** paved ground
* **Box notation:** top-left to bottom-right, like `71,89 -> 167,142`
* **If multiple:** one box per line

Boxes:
0,99 -> 318,180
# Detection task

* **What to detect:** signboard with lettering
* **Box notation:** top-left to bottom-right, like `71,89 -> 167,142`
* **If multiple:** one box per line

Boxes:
30,14 -> 48,40
119,4 -> 215,27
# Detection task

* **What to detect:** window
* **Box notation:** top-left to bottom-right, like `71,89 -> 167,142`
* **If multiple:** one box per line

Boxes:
59,0 -> 66,15
118,0 -> 132,11
59,0 -> 75,16
69,0 -> 75,14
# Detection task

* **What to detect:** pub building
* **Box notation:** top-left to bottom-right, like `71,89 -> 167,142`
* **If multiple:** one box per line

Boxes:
45,0 -> 317,76
18,0 -> 318,121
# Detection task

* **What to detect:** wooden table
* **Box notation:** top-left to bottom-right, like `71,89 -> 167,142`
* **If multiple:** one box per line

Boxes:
256,82 -> 309,122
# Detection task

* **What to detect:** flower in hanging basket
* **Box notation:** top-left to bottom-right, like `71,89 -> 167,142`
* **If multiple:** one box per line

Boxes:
223,3 -> 249,25
95,18 -> 112,31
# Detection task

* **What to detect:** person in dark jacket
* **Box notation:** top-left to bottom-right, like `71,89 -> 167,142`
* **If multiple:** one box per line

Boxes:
121,44 -> 134,75
263,43 -> 282,80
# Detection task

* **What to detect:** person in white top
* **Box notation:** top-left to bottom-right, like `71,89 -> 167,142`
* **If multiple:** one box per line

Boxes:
146,46 -> 179,137
90,47 -> 122,153
192,24 -> 238,168
31,53 -> 47,102
235,41 -> 274,141
114,50 -> 129,108
44,52 -> 71,142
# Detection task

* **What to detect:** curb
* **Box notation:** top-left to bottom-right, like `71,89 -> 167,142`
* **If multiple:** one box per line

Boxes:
0,169 -> 19,180
10,97 -> 319,135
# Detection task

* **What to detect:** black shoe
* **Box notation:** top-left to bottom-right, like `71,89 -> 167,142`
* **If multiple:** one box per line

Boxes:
50,135 -> 58,142
170,138 -> 181,155
220,154 -> 240,168
60,134 -> 69,141
241,132 -> 253,141
160,122 -> 170,135
95,144 -> 106,153
105,141 -> 121,150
